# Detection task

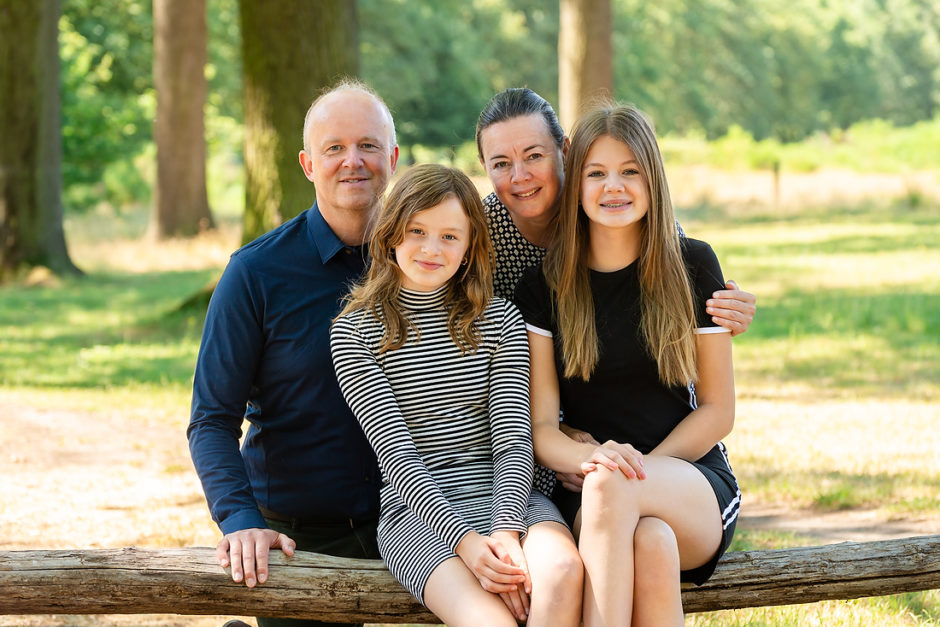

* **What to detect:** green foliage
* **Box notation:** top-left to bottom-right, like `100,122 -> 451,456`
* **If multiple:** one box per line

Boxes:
360,0 -> 558,150
662,116 -> 940,172
60,0 -> 154,212
58,0 -> 940,216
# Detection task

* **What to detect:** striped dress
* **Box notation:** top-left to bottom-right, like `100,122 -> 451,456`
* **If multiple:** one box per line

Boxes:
330,286 -> 564,603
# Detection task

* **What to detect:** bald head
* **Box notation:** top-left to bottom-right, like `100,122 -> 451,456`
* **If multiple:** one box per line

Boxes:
302,81 -> 397,154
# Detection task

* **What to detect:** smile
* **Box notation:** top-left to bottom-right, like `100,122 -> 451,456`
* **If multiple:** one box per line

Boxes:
515,188 -> 539,199
416,261 -> 443,271
601,200 -> 631,209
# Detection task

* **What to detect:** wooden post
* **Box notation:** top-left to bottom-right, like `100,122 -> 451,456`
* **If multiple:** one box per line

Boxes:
1,536 -> 938,621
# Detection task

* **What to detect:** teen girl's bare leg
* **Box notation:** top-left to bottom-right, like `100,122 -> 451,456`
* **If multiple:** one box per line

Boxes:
422,557 -> 518,627
521,520 -> 583,627
577,455 -> 722,627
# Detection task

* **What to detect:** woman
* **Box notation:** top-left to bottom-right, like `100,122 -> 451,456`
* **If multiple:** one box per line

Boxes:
476,87 -> 755,325
330,164 -> 582,627
514,104 -> 740,626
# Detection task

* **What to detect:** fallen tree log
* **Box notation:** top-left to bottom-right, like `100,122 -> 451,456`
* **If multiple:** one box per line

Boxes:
0,535 -> 938,622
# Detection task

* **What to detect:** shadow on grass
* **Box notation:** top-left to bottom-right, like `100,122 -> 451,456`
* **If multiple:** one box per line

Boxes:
0,270 -> 215,388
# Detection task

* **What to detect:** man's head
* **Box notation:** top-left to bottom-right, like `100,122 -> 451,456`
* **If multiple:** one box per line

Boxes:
299,80 -> 399,222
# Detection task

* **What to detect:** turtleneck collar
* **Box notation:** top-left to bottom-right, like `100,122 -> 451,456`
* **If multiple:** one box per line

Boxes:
397,285 -> 449,311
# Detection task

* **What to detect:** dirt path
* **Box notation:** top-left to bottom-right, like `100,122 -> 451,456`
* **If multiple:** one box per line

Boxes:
3,401 -> 937,626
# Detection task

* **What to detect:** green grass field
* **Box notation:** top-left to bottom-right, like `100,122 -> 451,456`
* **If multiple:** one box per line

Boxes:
1,180 -> 938,625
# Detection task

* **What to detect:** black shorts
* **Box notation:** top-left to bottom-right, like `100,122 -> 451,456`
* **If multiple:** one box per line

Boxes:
552,442 -> 740,585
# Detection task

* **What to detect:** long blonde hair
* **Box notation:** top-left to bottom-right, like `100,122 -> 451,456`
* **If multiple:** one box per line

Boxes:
338,164 -> 494,353
544,104 -> 697,385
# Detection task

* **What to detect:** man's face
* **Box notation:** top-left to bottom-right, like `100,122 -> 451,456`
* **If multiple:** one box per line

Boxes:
300,91 -> 398,216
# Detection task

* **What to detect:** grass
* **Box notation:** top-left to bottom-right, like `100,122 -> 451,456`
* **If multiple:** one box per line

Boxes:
2,174 -> 939,625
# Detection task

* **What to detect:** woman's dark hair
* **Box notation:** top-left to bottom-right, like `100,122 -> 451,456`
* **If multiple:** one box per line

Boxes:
475,88 -> 565,159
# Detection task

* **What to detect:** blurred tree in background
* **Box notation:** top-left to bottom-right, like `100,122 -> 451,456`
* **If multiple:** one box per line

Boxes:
55,0 -> 940,216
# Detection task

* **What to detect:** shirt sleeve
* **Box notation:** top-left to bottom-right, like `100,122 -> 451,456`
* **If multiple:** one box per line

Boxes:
683,239 -> 730,333
330,313 -> 475,551
187,255 -> 268,533
512,264 -> 554,337
487,301 -> 534,536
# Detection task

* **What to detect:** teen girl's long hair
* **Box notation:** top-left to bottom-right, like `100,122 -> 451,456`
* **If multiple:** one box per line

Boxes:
338,163 -> 494,354
543,104 -> 698,385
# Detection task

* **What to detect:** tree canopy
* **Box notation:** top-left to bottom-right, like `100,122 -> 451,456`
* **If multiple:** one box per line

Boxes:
58,0 -> 940,213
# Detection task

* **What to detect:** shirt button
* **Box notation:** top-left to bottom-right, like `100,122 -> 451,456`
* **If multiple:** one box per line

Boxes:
345,248 -> 353,255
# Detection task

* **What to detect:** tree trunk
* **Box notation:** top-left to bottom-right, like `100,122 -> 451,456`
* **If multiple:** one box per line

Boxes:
0,0 -> 81,281
2,537 -> 939,619
558,0 -> 613,131
239,0 -> 358,244
151,0 -> 214,239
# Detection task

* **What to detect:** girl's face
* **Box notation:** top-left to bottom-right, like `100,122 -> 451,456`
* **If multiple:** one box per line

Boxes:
395,196 -> 471,292
479,114 -> 565,222
580,135 -> 649,231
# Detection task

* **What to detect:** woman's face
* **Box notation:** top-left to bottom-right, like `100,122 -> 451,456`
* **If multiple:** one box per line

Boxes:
479,114 -> 565,222
580,135 -> 649,231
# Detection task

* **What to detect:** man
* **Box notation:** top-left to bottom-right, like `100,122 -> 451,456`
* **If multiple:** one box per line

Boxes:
188,80 -> 398,627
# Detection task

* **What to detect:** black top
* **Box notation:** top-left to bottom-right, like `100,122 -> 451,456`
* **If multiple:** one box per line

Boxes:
187,204 -> 381,534
513,238 -> 727,454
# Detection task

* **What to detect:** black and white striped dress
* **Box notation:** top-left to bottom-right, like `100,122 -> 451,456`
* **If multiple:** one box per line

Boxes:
330,287 -> 565,603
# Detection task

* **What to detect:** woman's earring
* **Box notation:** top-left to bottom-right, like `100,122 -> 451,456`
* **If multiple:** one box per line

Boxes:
460,257 -> 468,266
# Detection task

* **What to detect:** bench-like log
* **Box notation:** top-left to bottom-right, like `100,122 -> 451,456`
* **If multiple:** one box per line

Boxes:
1,535 -> 938,622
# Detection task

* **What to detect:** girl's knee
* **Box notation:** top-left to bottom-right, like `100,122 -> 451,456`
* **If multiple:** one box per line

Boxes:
633,517 -> 680,583
582,467 -> 638,519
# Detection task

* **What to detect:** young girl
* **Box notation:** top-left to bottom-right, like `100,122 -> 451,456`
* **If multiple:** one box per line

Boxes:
514,105 -> 740,626
330,164 -> 582,627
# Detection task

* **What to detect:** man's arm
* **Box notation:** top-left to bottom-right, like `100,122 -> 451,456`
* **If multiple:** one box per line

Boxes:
187,257 -> 293,587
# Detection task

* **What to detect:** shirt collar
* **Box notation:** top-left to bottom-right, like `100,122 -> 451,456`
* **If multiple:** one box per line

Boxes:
307,202 -> 367,264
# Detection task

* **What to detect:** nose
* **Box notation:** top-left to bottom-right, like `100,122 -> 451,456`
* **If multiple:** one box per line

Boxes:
510,161 -> 531,183
420,240 -> 440,255
605,175 -> 625,192
342,146 -> 364,168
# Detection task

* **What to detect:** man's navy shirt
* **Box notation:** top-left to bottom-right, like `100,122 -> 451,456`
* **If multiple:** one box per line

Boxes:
188,204 -> 381,534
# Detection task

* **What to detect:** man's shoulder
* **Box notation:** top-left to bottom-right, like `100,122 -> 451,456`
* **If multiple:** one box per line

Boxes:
231,210 -> 312,267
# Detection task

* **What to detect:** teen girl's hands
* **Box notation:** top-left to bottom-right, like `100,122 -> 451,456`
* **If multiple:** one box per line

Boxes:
557,423 -> 600,491
490,530 -> 531,622
581,440 -> 646,480
707,280 -> 757,337
455,530 -> 528,595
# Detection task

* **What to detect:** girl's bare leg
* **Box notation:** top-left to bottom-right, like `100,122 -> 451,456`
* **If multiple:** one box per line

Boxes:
522,520 -> 583,627
631,517 -> 683,627
422,556 -> 517,627
578,455 -> 723,627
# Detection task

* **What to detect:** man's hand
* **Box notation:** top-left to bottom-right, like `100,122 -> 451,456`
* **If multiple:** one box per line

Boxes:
216,528 -> 296,588
707,279 -> 757,337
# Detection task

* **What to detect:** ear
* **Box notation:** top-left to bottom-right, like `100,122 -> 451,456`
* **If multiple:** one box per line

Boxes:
561,136 -> 571,159
299,150 -> 316,182
389,144 -> 400,173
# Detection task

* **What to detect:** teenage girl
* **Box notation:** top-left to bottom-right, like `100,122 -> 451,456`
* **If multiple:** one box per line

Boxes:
514,105 -> 741,626
330,163 -> 582,627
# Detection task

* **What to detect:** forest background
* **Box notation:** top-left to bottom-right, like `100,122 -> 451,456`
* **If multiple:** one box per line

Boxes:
1,0 -> 939,625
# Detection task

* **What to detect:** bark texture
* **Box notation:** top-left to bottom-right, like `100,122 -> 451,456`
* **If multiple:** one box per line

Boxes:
240,0 -> 358,244
152,0 -> 214,238
0,0 -> 80,280
558,0 -> 613,130
1,536 -> 938,620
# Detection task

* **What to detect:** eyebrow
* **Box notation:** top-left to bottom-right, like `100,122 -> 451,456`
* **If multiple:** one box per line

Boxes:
320,136 -> 384,147
583,159 -> 640,169
488,144 -> 546,162
408,219 -> 468,234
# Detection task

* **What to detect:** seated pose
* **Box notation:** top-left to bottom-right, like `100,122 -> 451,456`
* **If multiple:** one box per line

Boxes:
330,164 -> 582,627
515,104 -> 740,627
